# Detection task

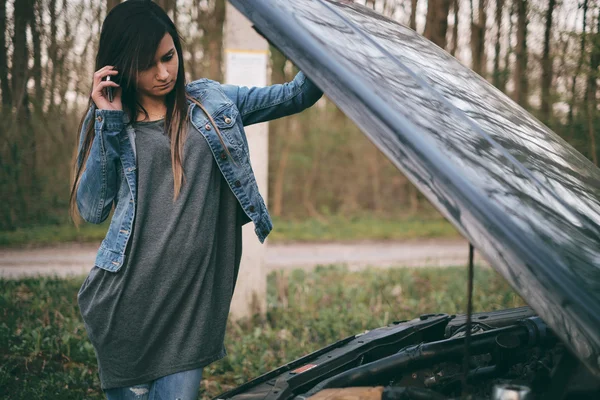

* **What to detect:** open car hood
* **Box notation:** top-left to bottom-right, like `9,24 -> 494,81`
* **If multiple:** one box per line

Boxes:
229,0 -> 600,376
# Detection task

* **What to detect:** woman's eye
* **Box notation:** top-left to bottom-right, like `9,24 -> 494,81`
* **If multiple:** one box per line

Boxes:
140,54 -> 173,70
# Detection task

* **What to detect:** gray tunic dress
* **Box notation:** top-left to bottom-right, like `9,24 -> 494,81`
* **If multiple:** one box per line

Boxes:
77,117 -> 243,390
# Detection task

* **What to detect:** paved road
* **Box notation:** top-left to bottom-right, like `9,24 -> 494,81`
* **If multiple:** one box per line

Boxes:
0,239 -> 487,279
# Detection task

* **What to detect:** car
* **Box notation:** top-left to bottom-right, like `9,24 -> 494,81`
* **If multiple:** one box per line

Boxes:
216,0 -> 600,399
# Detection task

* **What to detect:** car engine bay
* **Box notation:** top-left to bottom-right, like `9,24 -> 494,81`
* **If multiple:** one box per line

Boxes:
215,307 -> 600,400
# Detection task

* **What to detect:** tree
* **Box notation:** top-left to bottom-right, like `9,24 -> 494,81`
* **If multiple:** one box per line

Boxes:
500,0 -> 515,92
424,0 -> 452,49
47,0 -> 58,112
269,47 -> 294,217
31,0 -> 43,115
540,0 -> 556,123
568,0 -> 588,126
11,0 -> 31,119
470,0 -> 487,76
585,14 -> 599,165
107,0 -> 120,12
204,0 -> 225,81
513,0 -> 529,107
450,0 -> 459,56
493,0 -> 504,88
156,0 -> 177,25
195,0 -> 226,81
410,0 -> 418,30
0,0 -> 10,108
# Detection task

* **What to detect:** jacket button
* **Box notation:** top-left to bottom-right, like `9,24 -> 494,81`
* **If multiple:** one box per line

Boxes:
97,116 -> 103,122
249,205 -> 255,212
205,124 -> 211,130
220,152 -> 227,160
234,180 -> 241,187
224,116 -> 232,124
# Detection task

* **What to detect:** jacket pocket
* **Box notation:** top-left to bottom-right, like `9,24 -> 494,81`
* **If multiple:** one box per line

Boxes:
212,104 -> 242,149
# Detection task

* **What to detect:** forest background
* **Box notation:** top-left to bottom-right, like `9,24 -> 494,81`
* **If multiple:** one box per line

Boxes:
1,0 -> 599,240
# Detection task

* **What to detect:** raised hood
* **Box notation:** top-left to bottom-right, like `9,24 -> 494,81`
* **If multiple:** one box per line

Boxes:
229,0 -> 600,376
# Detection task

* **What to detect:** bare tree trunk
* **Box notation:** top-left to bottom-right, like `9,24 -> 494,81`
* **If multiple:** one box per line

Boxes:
12,0 -> 31,119
48,0 -> 58,112
368,149 -> 382,212
585,14 -> 599,165
198,0 -> 226,81
470,0 -> 487,76
0,0 -> 11,108
156,0 -> 176,21
270,47 -> 293,217
31,0 -> 43,115
493,0 -> 504,88
479,0 -> 487,73
408,183 -> 419,214
568,0 -> 588,126
450,0 -> 459,56
302,145 -> 324,220
409,0 -> 418,30
156,0 -> 173,12
540,0 -> 555,123
500,0 -> 514,92
57,0 -> 73,115
424,0 -> 452,49
272,124 -> 292,217
172,0 -> 178,28
107,0 -> 120,12
513,0 -> 529,108
554,29 -> 570,95
10,0 -> 34,225
207,0 -> 225,81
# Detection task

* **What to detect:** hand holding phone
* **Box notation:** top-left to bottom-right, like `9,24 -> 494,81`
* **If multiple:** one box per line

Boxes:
91,65 -> 122,111
105,75 -> 114,103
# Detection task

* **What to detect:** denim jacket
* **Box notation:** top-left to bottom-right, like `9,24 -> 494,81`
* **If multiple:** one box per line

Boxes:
76,71 -> 323,272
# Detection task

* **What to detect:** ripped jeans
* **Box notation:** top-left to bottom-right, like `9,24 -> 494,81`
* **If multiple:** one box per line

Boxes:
104,367 -> 203,400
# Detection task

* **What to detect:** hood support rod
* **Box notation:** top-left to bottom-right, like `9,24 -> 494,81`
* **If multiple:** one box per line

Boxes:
462,243 -> 475,394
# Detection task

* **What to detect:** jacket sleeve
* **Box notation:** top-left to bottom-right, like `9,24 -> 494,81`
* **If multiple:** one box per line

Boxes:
220,70 -> 323,126
76,107 -> 124,224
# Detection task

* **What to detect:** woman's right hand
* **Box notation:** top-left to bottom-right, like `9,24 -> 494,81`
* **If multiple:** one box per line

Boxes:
91,66 -> 122,111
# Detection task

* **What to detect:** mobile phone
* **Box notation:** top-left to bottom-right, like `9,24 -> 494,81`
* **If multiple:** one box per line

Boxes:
104,75 -> 113,103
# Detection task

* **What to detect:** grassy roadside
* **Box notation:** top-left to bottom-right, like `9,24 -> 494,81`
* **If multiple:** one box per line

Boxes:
0,265 -> 524,399
0,214 -> 458,249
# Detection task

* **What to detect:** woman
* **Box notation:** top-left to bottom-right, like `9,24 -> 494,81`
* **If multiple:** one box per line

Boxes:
70,1 -> 322,399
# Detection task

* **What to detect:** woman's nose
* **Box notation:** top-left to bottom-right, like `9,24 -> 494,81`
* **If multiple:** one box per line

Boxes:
156,64 -> 169,80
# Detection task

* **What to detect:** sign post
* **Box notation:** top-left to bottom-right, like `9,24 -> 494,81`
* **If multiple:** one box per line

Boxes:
224,4 -> 269,320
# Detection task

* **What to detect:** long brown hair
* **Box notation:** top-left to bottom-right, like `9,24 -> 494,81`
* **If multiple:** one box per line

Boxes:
69,1 -> 233,226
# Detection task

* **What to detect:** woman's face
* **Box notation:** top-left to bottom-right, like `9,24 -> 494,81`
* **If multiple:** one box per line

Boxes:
136,33 -> 179,98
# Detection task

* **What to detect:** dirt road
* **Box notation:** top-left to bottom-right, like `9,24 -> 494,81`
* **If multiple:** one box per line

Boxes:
0,239 -> 487,279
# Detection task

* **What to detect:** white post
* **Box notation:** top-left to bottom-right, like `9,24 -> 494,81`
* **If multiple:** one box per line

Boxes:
224,4 -> 269,320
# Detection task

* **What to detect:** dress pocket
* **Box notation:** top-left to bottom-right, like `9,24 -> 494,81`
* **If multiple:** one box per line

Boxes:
78,266 -> 101,297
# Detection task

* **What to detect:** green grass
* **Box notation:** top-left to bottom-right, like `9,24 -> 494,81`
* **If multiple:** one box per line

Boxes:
0,215 -> 458,248
267,214 -> 458,242
0,265 -> 524,399
0,221 -> 111,248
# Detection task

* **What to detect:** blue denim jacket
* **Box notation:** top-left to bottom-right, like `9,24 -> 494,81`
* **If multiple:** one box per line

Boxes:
76,71 -> 323,272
